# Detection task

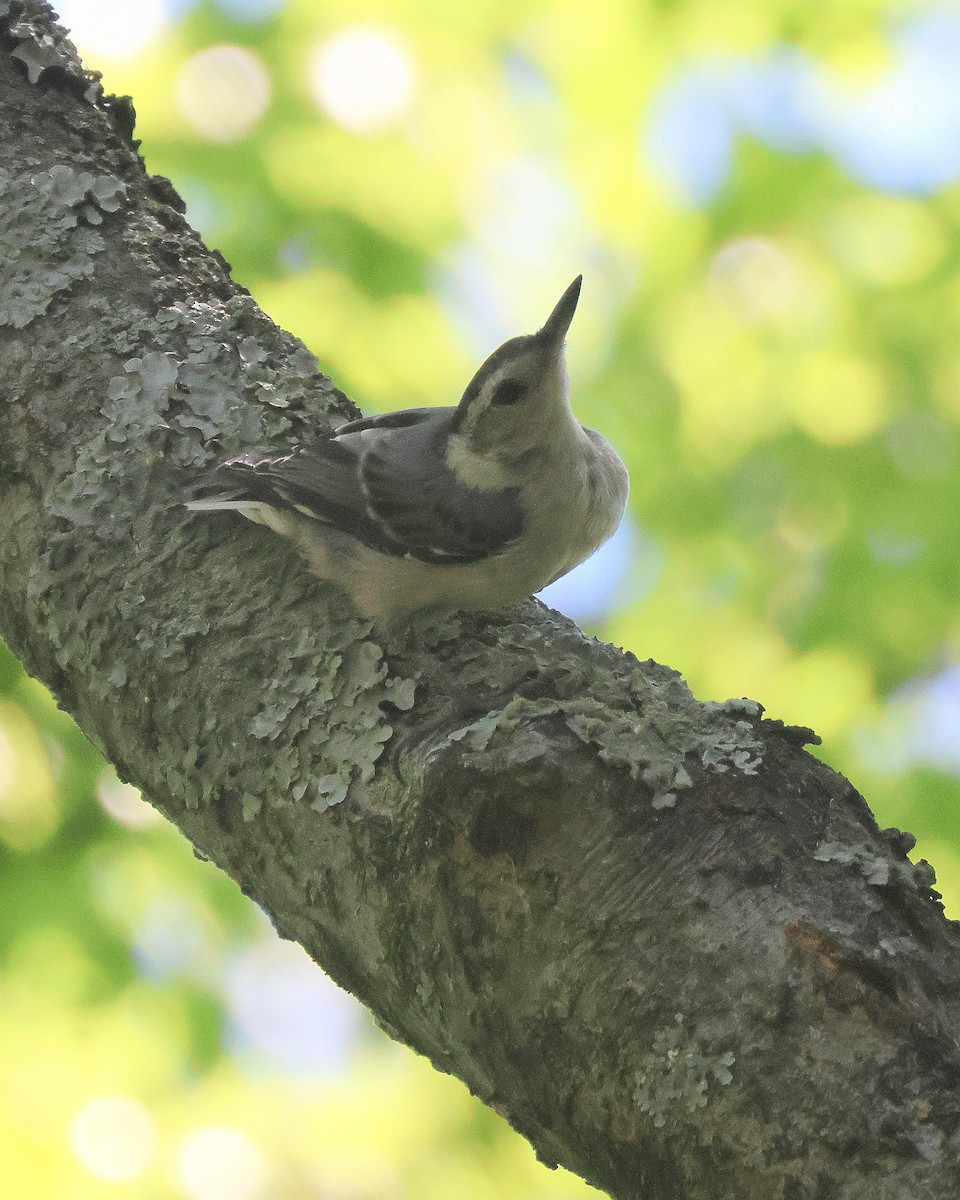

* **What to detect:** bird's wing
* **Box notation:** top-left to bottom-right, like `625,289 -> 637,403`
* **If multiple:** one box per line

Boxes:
201,411 -> 524,564
329,407 -> 439,436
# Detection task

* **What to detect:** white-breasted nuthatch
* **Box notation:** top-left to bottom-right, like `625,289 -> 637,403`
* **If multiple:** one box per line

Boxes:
185,276 -> 629,619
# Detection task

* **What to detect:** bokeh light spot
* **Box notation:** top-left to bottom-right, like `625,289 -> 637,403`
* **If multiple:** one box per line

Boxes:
178,1127 -> 269,1200
54,0 -> 168,60
824,195 -> 945,286
311,26 -> 415,136
70,1096 -> 156,1182
708,237 -> 806,321
786,352 -> 887,445
175,45 -> 271,143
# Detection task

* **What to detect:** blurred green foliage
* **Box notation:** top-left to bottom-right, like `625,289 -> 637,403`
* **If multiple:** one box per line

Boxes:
4,0 -> 960,1194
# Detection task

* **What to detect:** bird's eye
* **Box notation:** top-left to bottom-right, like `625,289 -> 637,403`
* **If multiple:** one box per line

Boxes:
490,380 -> 525,407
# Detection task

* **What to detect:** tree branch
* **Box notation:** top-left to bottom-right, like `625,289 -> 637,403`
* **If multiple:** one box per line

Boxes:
2,5 -> 960,1197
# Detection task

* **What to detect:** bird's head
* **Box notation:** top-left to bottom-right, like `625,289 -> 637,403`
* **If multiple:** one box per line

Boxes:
452,276 -> 583,461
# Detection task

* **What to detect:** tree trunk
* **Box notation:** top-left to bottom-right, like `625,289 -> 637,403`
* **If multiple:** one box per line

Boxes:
2,4 -> 959,1197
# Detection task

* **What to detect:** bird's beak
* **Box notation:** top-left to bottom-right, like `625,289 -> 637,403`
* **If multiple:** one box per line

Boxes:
538,275 -> 582,350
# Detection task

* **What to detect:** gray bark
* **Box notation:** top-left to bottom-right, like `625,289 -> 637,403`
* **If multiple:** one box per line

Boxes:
2,4 -> 960,1197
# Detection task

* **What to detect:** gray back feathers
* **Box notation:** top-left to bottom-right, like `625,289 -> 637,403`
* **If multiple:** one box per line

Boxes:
193,410 -> 525,565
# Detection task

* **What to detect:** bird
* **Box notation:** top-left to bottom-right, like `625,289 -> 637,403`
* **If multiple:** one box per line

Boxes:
185,276 -> 629,621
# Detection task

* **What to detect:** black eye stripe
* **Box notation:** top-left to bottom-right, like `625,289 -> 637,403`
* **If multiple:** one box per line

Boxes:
491,380 -> 525,407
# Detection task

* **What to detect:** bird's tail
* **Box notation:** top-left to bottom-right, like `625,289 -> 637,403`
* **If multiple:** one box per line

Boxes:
183,457 -> 293,533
